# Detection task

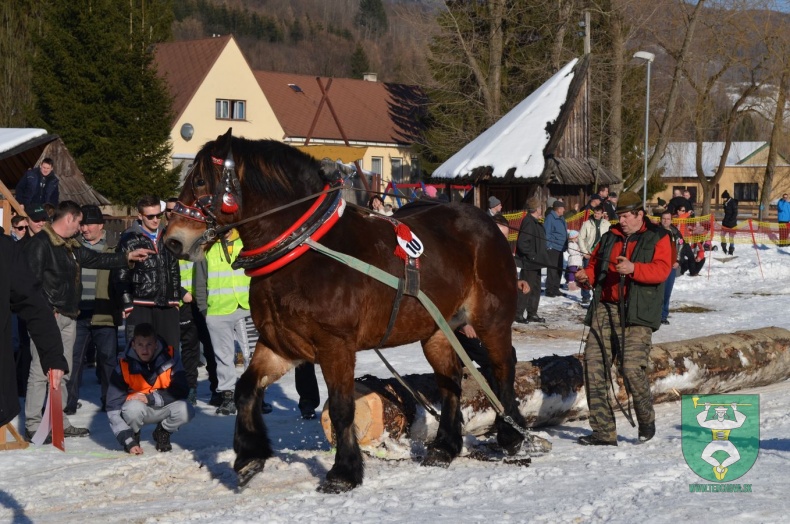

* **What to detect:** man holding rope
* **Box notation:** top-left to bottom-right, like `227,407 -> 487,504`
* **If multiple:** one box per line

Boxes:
574,192 -> 672,446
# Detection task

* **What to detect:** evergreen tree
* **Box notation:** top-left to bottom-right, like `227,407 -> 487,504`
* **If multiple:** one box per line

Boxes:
355,0 -> 388,35
350,43 -> 370,79
31,0 -> 178,207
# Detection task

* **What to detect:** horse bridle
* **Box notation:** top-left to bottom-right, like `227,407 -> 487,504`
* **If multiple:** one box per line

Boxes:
171,146 -> 346,265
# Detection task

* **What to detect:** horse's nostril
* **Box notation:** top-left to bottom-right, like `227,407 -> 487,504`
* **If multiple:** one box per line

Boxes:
165,238 -> 183,256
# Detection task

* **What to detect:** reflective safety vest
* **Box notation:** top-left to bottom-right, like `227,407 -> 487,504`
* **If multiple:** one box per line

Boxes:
120,347 -> 174,399
179,260 -> 195,305
206,239 -> 250,315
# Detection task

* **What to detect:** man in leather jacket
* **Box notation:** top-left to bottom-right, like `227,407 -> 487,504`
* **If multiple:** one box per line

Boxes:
113,195 -> 182,350
22,201 -> 152,441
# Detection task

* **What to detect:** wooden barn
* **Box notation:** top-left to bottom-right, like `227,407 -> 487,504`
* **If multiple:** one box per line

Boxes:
0,128 -> 109,231
429,55 -> 618,214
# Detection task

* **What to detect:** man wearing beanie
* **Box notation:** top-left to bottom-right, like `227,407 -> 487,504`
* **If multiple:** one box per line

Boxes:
543,200 -> 568,297
515,198 -> 550,323
488,196 -> 502,216
574,191 -> 671,446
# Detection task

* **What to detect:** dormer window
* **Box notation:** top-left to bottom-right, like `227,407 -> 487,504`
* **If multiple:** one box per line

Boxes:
216,99 -> 246,120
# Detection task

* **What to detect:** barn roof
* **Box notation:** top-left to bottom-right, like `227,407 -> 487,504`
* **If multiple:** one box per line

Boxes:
431,56 -> 617,186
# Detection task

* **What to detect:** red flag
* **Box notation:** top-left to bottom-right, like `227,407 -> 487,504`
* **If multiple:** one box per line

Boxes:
49,370 -> 65,451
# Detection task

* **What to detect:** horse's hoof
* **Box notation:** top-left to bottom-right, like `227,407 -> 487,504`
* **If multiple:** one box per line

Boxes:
236,459 -> 266,489
421,447 -> 453,468
317,477 -> 356,494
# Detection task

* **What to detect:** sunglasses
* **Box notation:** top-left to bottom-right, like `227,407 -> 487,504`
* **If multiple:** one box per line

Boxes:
143,213 -> 164,220
13,226 -> 27,231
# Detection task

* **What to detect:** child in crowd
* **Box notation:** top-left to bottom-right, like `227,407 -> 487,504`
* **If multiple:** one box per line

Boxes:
565,230 -> 583,291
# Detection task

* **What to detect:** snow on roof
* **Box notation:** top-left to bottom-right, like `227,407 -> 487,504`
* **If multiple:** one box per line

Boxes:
0,128 -> 48,153
659,141 -> 767,178
432,58 -> 578,179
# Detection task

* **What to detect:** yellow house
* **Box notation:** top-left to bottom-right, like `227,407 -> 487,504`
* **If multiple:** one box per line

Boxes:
656,142 -> 790,212
153,35 -> 424,191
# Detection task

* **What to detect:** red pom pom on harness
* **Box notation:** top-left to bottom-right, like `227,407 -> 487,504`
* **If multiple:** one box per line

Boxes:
221,192 -> 239,213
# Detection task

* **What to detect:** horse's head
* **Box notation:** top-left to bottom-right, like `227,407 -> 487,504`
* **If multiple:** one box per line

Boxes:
164,128 -> 338,261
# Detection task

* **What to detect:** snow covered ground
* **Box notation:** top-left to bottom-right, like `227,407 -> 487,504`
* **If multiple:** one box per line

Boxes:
2,246 -> 789,523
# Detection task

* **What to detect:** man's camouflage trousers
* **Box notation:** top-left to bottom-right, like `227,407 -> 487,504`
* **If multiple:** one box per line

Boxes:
583,301 -> 655,441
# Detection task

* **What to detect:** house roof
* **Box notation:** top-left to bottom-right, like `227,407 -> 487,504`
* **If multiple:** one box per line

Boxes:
658,142 -> 782,178
431,58 -> 615,185
254,71 -> 425,145
153,35 -> 233,124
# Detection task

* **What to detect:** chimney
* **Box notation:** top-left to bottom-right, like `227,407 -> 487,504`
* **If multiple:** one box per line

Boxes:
362,72 -> 377,82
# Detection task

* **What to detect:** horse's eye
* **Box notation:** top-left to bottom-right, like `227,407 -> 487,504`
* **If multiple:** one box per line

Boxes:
195,179 -> 206,187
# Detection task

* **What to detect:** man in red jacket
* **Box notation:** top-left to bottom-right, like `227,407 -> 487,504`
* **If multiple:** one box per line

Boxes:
575,192 -> 671,446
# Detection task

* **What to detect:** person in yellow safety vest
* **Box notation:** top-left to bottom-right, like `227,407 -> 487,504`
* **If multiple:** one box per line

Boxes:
106,323 -> 194,454
177,259 -> 217,406
194,230 -> 269,416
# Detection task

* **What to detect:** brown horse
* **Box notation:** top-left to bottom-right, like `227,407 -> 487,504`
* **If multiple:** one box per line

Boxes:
163,129 -> 526,492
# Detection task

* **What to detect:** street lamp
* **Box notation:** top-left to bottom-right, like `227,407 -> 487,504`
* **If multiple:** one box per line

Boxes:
634,51 -> 655,206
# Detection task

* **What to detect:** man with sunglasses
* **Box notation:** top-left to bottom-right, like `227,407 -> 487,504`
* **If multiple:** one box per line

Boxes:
574,192 -> 671,446
10,215 -> 28,241
114,195 -> 182,350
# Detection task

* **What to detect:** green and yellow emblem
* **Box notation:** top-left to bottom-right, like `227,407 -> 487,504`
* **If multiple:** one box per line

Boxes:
681,394 -> 759,482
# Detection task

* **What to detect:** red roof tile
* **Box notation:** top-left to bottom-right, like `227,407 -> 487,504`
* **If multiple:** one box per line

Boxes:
254,71 -> 425,146
153,36 -> 232,123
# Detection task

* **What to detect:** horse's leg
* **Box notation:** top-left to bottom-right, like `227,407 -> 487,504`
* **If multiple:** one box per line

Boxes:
233,341 -> 292,487
421,330 -> 464,467
316,346 -> 363,493
475,326 -> 526,455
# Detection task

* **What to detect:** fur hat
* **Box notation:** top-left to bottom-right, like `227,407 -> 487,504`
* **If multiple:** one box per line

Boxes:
80,205 -> 105,225
615,191 -> 643,213
488,195 -> 501,208
526,197 -> 540,212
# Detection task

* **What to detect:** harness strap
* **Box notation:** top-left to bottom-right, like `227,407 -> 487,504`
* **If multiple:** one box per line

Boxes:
304,238 -> 508,417
371,263 -> 441,422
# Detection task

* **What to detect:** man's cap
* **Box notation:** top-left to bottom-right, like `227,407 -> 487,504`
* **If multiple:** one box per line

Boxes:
526,197 -> 540,212
552,200 -> 565,209
488,196 -> 501,208
27,204 -> 49,222
722,190 -> 731,200
615,191 -> 643,213
80,205 -> 105,225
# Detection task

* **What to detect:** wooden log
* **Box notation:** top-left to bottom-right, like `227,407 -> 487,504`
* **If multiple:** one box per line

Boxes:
321,327 -> 790,445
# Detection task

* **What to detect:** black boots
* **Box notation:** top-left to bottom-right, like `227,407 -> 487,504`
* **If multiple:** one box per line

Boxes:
577,434 -> 617,446
638,422 -> 656,443
153,423 -> 172,452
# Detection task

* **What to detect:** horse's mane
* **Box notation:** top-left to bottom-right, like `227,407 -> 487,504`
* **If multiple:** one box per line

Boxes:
217,138 -> 325,200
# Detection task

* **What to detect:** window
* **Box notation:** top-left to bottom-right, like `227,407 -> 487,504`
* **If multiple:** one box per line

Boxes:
216,99 -> 246,120
734,183 -> 759,202
391,157 -> 403,183
371,157 -> 383,175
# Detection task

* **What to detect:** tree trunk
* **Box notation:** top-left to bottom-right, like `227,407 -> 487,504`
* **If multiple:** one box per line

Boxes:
606,8 -> 624,183
322,327 -> 790,445
761,71 -> 787,220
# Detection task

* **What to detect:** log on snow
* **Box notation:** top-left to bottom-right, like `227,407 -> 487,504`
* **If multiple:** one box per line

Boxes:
320,327 -> 790,445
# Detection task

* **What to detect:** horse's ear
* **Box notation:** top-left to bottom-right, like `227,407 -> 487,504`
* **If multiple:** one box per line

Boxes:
319,157 -> 344,185
217,127 -> 233,144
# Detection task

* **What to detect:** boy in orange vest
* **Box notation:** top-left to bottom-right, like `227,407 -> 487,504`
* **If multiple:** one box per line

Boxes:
106,323 -> 194,454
